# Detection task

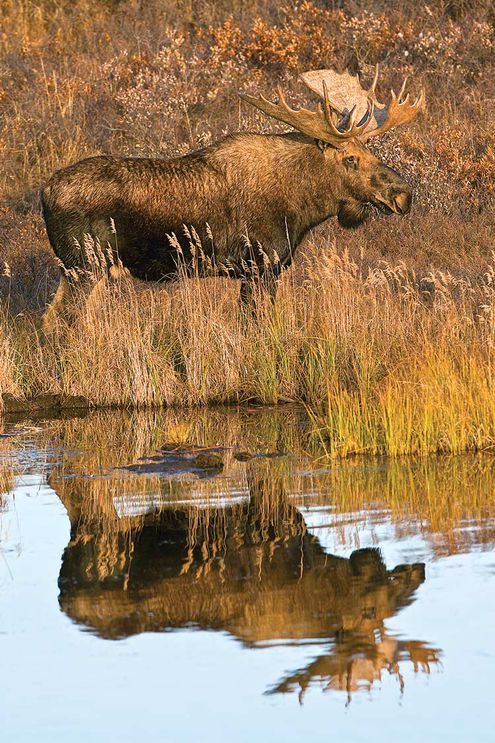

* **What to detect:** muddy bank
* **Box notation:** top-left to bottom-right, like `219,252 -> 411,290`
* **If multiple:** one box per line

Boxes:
1,392 -> 90,414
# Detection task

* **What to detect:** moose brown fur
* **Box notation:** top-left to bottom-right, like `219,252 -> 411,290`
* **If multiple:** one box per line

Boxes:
41,68 -> 424,330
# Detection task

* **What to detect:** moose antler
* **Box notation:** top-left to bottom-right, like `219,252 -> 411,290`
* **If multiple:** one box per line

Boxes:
240,85 -> 375,148
300,67 -> 425,142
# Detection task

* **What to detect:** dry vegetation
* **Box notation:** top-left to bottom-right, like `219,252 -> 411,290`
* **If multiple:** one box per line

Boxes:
1,1 -> 495,456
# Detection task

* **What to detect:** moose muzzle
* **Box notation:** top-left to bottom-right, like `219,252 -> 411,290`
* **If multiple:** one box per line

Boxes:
372,166 -> 412,216
392,190 -> 412,215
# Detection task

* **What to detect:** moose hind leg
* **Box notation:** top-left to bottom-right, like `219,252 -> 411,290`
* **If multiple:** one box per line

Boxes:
85,262 -> 132,309
108,264 -> 131,281
41,273 -> 71,336
84,275 -> 110,312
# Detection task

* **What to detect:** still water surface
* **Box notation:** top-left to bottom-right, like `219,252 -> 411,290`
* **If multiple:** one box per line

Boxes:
1,406 -> 494,742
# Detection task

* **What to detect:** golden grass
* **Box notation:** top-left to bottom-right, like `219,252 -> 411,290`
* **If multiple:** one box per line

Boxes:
0,325 -> 18,398
304,254 -> 495,457
2,245 -> 495,458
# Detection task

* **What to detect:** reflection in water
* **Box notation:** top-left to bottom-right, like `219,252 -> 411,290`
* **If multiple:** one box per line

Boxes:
5,405 -> 495,701
0,426 -> 16,504
41,408 -> 441,699
40,407 -> 495,553
57,485 -> 436,699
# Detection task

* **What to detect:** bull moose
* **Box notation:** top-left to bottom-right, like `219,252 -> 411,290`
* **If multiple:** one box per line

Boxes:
41,67 -> 424,330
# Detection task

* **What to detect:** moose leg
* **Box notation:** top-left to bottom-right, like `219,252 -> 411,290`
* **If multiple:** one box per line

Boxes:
42,263 -> 132,335
84,275 -> 109,312
85,263 -> 132,313
239,277 -> 256,307
41,273 -> 71,336
88,262 -> 131,296
261,267 -> 281,302
239,265 -> 281,310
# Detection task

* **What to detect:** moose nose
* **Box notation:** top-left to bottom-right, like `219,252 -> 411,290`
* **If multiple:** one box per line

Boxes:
393,191 -> 412,215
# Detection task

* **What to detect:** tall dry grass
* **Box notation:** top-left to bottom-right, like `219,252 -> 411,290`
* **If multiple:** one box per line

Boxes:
306,253 -> 495,457
1,243 -> 495,459
0,304 -> 21,398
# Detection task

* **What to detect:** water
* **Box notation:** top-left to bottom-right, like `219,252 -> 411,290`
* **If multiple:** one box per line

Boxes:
1,407 -> 494,742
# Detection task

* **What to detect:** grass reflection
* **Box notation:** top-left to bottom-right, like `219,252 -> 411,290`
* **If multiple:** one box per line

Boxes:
0,424 -> 16,505
42,407 -> 495,557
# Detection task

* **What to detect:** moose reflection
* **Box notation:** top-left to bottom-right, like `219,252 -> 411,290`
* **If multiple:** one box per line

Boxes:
52,455 -> 439,699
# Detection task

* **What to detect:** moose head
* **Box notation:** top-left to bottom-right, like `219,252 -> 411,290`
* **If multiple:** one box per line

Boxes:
241,67 -> 425,228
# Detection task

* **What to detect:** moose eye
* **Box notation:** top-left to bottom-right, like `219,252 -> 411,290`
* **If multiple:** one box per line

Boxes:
345,155 -> 358,169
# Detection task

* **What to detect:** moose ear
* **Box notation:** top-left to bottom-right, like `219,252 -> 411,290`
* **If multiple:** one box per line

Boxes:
317,139 -> 338,152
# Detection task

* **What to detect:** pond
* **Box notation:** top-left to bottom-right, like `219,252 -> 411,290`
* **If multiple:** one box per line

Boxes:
1,406 -> 494,742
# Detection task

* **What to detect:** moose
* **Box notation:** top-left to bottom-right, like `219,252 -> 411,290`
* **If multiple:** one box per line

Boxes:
41,67 -> 424,330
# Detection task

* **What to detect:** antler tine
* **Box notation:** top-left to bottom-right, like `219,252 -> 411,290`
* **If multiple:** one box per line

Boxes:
356,98 -> 375,131
240,83 -> 367,147
362,80 -> 426,142
339,105 -> 357,133
321,80 -> 343,134
276,85 -> 288,108
398,77 -> 409,102
416,89 -> 426,109
321,79 -> 333,124
347,106 -> 358,131
369,65 -> 379,97
338,100 -> 376,137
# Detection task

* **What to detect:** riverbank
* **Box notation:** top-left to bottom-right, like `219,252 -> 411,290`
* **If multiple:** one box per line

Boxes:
1,248 -> 495,458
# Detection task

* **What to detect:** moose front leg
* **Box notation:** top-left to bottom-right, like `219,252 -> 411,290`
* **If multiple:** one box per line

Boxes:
41,263 -> 132,337
239,263 -> 282,310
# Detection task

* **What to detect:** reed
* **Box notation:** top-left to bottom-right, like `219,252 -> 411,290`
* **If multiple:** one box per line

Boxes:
0,454 -> 15,500
0,310 -> 21,399
1,246 -> 495,459
0,422 -> 16,499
